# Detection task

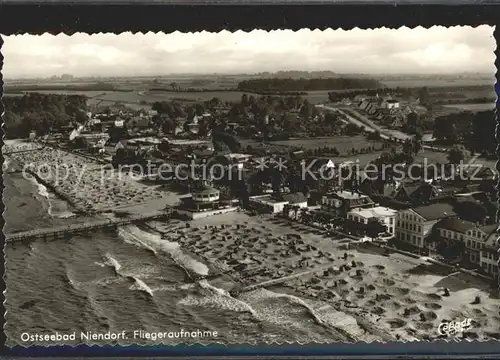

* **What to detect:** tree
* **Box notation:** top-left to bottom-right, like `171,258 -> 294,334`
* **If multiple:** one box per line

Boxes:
433,116 -> 457,142
241,94 -> 249,106
170,82 -> 179,91
447,145 -> 470,165
282,204 -> 291,218
345,123 -> 361,136
365,218 -> 387,240
454,201 -> 488,224
418,87 -> 430,106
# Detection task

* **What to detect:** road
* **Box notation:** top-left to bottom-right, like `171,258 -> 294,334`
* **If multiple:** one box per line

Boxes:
316,104 -> 413,142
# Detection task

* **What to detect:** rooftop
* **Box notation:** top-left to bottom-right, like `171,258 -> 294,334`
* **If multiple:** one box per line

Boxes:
282,192 -> 308,204
412,203 -> 456,221
349,206 -> 397,219
434,218 -> 476,234
326,190 -> 369,200
194,185 -> 220,195
250,192 -> 307,205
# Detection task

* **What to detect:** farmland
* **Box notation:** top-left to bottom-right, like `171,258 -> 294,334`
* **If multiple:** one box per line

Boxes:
379,76 -> 494,89
269,135 -> 383,151
241,135 -> 385,157
442,103 -> 495,112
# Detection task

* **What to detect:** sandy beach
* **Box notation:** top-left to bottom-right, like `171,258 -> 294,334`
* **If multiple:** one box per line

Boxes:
4,142 -> 180,213
147,211 -> 500,342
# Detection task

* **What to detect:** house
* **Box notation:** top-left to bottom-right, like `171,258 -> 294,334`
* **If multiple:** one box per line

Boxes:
359,100 -> 371,111
393,182 -> 440,205
358,176 -> 398,197
395,202 -> 457,250
383,99 -> 400,109
249,192 -> 308,214
366,103 -> 379,115
347,206 -> 397,235
434,219 -> 496,264
88,118 -> 101,126
321,190 -> 375,216
479,229 -> 499,279
354,94 -> 367,102
127,116 -> 151,130
341,98 -> 352,105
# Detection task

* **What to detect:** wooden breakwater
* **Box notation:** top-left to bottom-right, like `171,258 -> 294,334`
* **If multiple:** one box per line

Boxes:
26,169 -> 89,214
6,210 -> 171,243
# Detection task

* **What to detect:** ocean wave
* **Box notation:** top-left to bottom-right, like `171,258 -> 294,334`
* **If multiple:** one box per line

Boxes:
129,277 -> 154,297
104,253 -> 122,275
28,176 -> 76,219
117,225 -> 209,277
117,227 -> 158,255
242,288 -> 325,326
178,279 -> 258,318
103,253 -> 155,297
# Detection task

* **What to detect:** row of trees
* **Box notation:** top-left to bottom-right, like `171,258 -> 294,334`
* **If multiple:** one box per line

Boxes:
237,77 -> 383,92
4,93 -> 88,138
433,110 -> 495,154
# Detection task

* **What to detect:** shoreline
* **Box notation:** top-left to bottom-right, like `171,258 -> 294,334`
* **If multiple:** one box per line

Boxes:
144,212 -> 500,342
4,142 -> 181,213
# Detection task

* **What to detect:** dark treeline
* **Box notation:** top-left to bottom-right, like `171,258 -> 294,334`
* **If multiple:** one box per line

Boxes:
149,87 -> 308,97
432,110 -> 496,155
328,85 -> 493,104
4,82 -> 128,92
432,97 -> 495,105
3,93 -> 88,138
148,87 -> 236,93
237,78 -> 383,92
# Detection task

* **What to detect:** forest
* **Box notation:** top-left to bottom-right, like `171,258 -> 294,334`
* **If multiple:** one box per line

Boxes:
432,110 -> 496,154
237,78 -> 383,92
3,93 -> 88,138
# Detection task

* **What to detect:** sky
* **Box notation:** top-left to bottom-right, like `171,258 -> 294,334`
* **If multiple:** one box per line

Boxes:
1,26 -> 495,78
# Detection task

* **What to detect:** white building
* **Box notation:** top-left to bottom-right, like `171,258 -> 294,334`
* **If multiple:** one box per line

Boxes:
395,203 -> 456,250
435,219 -> 497,264
383,99 -> 400,109
321,190 -> 374,215
347,206 -> 397,235
479,230 -> 499,279
250,193 -> 308,214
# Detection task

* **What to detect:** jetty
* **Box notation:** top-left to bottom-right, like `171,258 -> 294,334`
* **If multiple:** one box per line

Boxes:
3,146 -> 45,156
240,262 -> 338,293
6,210 -> 172,243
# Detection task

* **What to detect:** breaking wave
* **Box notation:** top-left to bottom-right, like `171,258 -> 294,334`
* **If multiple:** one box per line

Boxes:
130,277 -> 154,297
28,176 -> 76,219
104,253 -> 122,275
103,253 -> 154,297
117,225 -> 209,277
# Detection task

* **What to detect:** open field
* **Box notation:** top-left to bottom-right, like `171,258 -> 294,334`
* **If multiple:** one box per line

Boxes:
269,135 -> 383,151
442,103 -> 495,112
380,78 -> 494,89
414,149 -> 450,165
240,135 -> 385,158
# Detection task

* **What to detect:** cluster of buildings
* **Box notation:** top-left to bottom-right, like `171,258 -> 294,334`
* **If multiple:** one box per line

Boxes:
316,184 -> 499,279
40,100 -> 499,281
354,95 -> 425,130
245,153 -> 499,280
